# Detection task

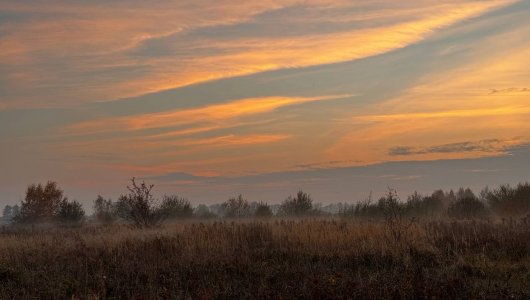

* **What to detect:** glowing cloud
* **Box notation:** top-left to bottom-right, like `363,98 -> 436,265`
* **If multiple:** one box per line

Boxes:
0,0 -> 513,108
64,95 -> 345,135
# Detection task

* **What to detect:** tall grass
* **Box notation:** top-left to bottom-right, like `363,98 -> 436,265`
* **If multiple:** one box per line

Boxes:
1,218 -> 529,298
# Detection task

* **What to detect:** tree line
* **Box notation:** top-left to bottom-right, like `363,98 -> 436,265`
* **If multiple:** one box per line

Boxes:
2,178 -> 530,227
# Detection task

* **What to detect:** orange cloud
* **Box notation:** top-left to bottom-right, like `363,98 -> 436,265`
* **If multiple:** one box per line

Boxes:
1,0 -> 513,108
64,95 -> 345,135
325,20 -> 530,166
122,1 -> 513,104
352,106 -> 530,122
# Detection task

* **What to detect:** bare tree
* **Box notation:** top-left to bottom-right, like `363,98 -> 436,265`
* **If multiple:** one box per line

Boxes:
117,178 -> 164,228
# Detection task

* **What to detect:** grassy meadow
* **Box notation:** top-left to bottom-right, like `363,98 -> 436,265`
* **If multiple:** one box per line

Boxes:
1,218 -> 529,299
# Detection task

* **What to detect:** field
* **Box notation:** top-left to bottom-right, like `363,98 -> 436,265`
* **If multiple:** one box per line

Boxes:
1,218 -> 529,299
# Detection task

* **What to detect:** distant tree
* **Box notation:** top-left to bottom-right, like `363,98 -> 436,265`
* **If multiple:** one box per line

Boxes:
2,205 -> 13,221
56,199 -> 85,224
378,189 -> 404,222
254,201 -> 273,218
117,178 -> 164,228
160,195 -> 193,219
431,189 -> 454,210
194,204 -> 217,219
379,189 -> 416,245
222,195 -> 251,218
339,193 -> 382,219
456,188 -> 475,201
405,191 -> 444,218
11,205 -> 20,220
448,189 -> 488,219
482,183 -> 530,216
114,196 -> 132,220
93,195 -> 116,224
279,190 -> 313,217
17,181 -> 66,223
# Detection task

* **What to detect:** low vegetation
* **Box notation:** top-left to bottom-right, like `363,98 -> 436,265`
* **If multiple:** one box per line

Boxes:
0,218 -> 529,298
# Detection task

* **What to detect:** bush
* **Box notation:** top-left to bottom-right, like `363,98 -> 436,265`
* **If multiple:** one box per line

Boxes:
222,195 -> 250,218
160,195 -> 193,219
194,204 -> 217,219
254,202 -> 273,218
56,199 -> 85,224
279,191 -> 313,217
379,189 -> 403,221
93,195 -> 116,224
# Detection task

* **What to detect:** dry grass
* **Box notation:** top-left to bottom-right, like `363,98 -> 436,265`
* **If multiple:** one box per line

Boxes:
0,218 -> 529,299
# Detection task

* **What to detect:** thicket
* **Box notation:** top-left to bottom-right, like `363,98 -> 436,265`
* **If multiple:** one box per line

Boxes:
3,181 -> 530,226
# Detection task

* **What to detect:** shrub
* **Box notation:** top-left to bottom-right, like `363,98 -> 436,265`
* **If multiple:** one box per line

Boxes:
380,189 -> 415,245
379,189 -> 403,221
254,202 -> 273,218
56,199 -> 85,224
279,190 -> 313,217
93,195 -> 116,224
222,195 -> 250,218
194,204 -> 217,219
160,195 -> 193,219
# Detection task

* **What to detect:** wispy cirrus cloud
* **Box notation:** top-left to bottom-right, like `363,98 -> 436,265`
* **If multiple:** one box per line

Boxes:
62,95 -> 347,135
0,0 -> 513,109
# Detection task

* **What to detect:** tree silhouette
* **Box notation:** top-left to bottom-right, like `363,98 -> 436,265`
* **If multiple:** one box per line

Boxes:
18,181 -> 66,223
160,195 -> 193,219
279,190 -> 313,216
116,178 -> 164,228
93,195 -> 116,224
222,195 -> 250,218
254,201 -> 273,218
56,199 -> 85,224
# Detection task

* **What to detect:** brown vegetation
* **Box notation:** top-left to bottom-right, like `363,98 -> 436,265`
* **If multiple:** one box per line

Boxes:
1,218 -> 529,298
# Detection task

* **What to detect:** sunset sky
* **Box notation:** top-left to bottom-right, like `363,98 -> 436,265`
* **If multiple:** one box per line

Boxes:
1,0 -> 529,206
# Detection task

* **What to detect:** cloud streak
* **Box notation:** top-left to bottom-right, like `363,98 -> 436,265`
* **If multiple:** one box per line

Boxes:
63,95 -> 346,135
388,138 -> 522,156
0,0 -> 513,109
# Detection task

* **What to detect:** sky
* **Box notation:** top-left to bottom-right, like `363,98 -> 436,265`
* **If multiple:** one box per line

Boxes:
1,0 -> 529,206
